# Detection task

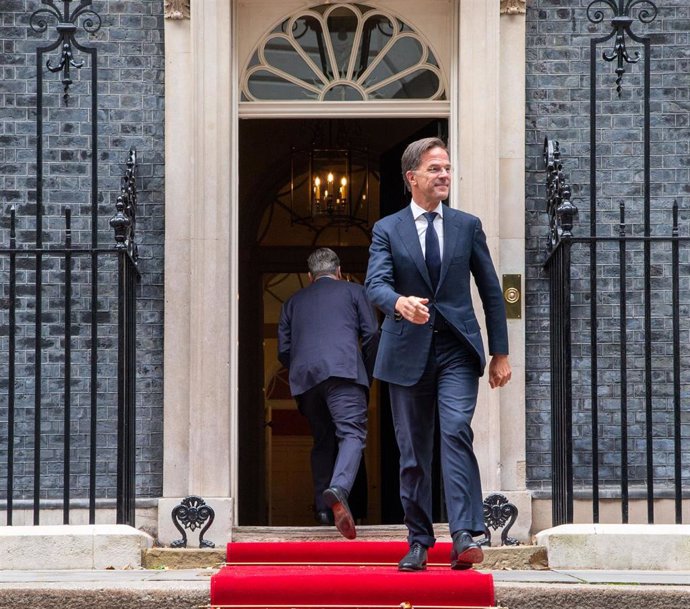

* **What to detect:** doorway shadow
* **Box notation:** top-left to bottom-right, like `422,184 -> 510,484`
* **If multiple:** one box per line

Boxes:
237,117 -> 447,526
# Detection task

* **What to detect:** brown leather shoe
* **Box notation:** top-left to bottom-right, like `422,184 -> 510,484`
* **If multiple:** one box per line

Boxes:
450,530 -> 484,570
322,486 -> 356,540
398,543 -> 427,572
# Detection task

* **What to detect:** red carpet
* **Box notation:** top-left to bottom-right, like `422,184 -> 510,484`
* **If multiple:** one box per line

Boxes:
210,541 -> 495,608
227,540 -> 462,566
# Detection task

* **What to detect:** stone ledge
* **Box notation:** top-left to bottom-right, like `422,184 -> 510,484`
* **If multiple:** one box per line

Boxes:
479,545 -> 548,571
536,524 -> 690,570
143,547 -> 227,570
0,525 -> 153,570
0,584 -> 209,609
495,581 -> 690,609
0,580 -> 686,609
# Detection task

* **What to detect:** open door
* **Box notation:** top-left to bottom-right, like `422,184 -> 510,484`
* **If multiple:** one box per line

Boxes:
237,117 -> 448,526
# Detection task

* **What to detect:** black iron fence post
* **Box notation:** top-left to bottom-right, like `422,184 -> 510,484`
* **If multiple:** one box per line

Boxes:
7,208 -> 17,526
543,139 -> 577,526
587,0 -> 658,524
111,151 -> 140,526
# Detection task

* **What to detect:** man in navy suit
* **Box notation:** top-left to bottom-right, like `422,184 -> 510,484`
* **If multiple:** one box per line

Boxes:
278,248 -> 379,539
365,138 -> 511,570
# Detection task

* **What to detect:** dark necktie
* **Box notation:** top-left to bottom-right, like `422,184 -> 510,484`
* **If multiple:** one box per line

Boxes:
423,211 -> 441,290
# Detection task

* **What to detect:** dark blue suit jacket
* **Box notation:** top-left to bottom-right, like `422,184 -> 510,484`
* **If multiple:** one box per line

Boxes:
365,205 -> 508,385
278,277 -> 380,397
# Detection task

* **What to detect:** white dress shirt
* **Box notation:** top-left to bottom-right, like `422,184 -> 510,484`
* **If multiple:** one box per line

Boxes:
410,200 -> 444,260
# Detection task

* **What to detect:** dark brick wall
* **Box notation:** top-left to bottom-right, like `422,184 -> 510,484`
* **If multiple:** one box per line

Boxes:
0,0 -> 164,503
2,0 -> 686,510
526,1 -> 690,496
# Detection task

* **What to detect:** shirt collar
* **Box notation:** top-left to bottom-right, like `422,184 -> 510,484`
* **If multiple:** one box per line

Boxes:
410,200 -> 444,220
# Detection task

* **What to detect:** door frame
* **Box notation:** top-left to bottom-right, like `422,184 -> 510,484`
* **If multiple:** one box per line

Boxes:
233,0 -> 457,525
160,0 -> 526,542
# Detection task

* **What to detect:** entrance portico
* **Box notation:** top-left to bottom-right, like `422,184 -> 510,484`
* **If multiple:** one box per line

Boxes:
158,0 -> 528,543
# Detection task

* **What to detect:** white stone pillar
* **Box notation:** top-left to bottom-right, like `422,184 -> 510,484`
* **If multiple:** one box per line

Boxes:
159,0 -> 235,546
162,4 -> 192,504
455,0 -> 502,489
498,0 -> 527,494
454,0 -> 530,540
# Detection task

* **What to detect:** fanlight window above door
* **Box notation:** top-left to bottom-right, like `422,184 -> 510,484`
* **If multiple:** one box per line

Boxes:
242,3 -> 446,102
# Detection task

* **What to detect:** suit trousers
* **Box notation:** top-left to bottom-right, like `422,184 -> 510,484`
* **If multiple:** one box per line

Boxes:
388,330 -> 483,548
297,378 -> 368,513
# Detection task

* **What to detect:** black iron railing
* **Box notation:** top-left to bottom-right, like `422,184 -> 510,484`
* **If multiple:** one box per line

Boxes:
541,0 -> 690,528
0,1 -> 139,526
1,151 -> 139,526
543,139 -> 688,527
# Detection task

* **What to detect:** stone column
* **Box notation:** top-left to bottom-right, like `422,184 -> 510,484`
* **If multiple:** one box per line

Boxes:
498,0 -> 527,494
455,0 -> 502,489
455,0 -> 530,540
159,0 -> 235,546
162,0 -> 192,507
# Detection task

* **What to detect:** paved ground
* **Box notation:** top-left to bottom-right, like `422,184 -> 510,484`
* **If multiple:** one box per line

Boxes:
0,568 -> 687,609
1,567 -> 687,585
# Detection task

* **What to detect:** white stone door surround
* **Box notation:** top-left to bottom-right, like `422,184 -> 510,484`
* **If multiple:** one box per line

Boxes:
159,0 -> 527,544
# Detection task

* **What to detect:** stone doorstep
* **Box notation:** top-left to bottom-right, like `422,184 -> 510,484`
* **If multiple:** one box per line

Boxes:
145,523 -> 545,571
536,524 -> 690,570
0,525 -> 153,570
142,545 -> 547,571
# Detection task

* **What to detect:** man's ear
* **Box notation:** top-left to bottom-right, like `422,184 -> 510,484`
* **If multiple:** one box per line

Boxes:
308,272 -> 314,283
406,170 -> 417,187
335,267 -> 342,280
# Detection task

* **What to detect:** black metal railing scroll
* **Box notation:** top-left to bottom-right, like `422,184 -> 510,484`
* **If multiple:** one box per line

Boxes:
170,496 -> 216,549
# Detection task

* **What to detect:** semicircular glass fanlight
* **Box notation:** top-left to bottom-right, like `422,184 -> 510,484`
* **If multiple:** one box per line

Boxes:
242,3 -> 446,102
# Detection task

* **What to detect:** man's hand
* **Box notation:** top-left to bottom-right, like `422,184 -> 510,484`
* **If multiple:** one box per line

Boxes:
488,354 -> 511,389
395,296 -> 430,324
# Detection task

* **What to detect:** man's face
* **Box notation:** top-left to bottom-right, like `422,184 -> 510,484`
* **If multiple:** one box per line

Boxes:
406,146 -> 451,209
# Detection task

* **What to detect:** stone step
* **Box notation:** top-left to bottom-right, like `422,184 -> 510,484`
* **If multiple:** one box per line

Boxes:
144,525 -> 547,571
0,525 -> 152,570
495,581 -> 690,609
536,524 -> 690,570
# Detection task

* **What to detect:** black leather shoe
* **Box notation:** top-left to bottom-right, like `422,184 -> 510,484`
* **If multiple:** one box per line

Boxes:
314,510 -> 334,526
322,486 -> 356,540
398,543 -> 428,572
450,530 -> 484,570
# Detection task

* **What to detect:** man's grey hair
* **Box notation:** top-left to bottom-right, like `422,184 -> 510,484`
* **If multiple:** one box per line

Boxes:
307,247 -> 340,278
401,137 -> 448,192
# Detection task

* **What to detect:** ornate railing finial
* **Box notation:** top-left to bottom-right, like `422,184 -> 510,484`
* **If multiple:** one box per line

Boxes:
30,0 -> 102,103
544,138 -> 578,254
587,0 -> 658,97
110,149 -> 139,262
